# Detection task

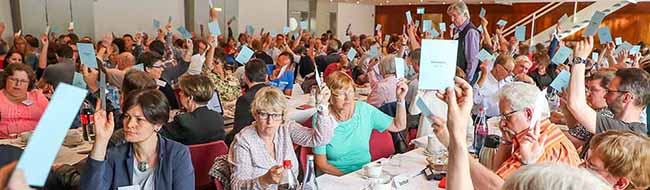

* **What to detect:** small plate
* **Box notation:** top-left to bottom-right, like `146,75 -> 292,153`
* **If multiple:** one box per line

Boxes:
359,170 -> 391,180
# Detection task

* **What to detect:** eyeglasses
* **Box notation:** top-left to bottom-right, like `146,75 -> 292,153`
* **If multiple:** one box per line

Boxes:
332,90 -> 355,99
7,77 -> 30,85
256,111 -> 283,121
606,89 -> 628,94
498,110 -> 521,122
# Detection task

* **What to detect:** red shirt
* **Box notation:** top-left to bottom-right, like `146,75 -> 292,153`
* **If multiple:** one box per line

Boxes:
0,90 -> 49,139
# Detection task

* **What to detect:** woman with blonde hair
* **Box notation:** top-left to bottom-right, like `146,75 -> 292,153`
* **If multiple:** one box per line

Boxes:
229,86 -> 337,189
314,71 -> 408,176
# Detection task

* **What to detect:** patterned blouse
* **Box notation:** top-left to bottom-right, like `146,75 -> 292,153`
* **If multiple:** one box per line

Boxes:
204,67 -> 241,102
228,112 -> 337,190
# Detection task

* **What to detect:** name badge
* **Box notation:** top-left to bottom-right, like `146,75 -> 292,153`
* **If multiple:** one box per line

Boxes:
22,100 -> 33,106
156,79 -> 167,87
118,185 -> 141,190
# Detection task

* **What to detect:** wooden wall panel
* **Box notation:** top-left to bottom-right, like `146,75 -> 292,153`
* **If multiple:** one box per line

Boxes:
376,2 -> 650,47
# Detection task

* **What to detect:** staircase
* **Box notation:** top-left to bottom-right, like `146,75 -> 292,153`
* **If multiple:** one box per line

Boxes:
502,0 -> 636,45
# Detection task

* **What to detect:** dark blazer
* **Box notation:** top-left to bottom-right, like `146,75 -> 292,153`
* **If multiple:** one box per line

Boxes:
80,135 -> 195,190
161,107 -> 226,145
226,83 -> 267,145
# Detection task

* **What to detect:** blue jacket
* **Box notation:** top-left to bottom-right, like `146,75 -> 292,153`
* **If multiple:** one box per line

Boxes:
81,135 -> 195,190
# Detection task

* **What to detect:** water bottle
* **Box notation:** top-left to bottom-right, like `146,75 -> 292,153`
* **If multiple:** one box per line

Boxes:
279,160 -> 298,190
301,155 -> 319,190
80,102 -> 96,141
473,107 -> 488,153
479,135 -> 500,170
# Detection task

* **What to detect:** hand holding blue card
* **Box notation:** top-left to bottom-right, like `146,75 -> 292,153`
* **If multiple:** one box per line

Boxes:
77,43 -> 98,69
376,24 -> 382,31
177,26 -> 192,39
405,11 -> 413,24
429,28 -> 440,38
597,26 -> 612,44
153,19 -> 161,29
72,72 -> 87,89
515,26 -> 526,41
347,48 -> 357,62
551,46 -> 572,65
592,52 -> 599,61
497,19 -> 508,26
395,57 -> 405,79
417,7 -> 425,14
208,21 -> 221,36
17,83 -> 87,187
246,25 -> 254,36
479,8 -> 486,18
615,37 -> 622,45
236,45 -> 254,64
416,97 -> 433,117
439,22 -> 446,32
370,45 -> 379,58
630,45 -> 641,54
423,20 -> 432,33
478,49 -> 494,62
549,70 -> 571,91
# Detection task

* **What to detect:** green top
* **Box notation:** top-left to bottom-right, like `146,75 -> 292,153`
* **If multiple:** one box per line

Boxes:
313,101 -> 393,174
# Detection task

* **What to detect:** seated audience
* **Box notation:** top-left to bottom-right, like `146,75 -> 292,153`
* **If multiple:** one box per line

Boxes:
0,64 -> 48,139
161,74 -> 225,145
229,86 -> 335,189
474,54 -> 515,117
366,54 -> 399,108
314,71 -> 408,176
82,89 -> 194,189
227,59 -> 269,145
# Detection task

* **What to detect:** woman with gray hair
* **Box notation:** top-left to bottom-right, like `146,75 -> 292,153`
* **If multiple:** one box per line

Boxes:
502,164 -> 610,190
366,54 -> 400,108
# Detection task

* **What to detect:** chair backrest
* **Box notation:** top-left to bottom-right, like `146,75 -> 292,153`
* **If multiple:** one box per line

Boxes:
189,140 -> 229,190
369,129 -> 395,161
377,102 -> 398,117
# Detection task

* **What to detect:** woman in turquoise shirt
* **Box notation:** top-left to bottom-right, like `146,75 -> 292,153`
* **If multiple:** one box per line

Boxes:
313,71 -> 408,176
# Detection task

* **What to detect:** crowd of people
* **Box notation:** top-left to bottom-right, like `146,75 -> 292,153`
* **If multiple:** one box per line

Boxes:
0,1 -> 649,190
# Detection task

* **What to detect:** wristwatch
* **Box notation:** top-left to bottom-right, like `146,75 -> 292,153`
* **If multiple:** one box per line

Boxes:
572,57 -> 586,65
316,104 -> 327,113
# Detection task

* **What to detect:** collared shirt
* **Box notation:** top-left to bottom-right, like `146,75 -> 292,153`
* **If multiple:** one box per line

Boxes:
229,113 -> 337,190
367,75 -> 399,108
495,119 -> 581,178
454,20 -> 480,82
473,72 -> 510,117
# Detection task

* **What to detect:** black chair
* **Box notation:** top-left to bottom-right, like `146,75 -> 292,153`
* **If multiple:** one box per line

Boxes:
378,102 -> 409,153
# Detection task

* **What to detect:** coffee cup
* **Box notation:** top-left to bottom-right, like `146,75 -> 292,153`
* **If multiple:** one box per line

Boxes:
364,162 -> 383,178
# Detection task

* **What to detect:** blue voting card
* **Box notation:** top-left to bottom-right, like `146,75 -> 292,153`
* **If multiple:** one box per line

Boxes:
615,41 -> 633,55
72,72 -> 86,89
406,11 -> 413,24
370,45 -> 379,58
615,37 -> 623,45
153,19 -> 161,29
497,19 -> 508,26
419,40 -> 458,90
423,20 -> 432,33
300,21 -> 308,30
246,25 -> 254,36
478,49 -> 494,62
235,45 -> 254,64
590,11 -> 606,25
416,20 -> 420,27
429,28 -> 440,38
439,22 -> 446,32
385,35 -> 391,42
177,26 -> 192,39
559,14 -> 568,23
549,70 -> 571,91
417,7 -> 425,14
132,64 -> 145,71
552,46 -> 572,65
480,7 -> 486,18
592,52 -> 599,61
314,65 -> 323,87
515,26 -> 526,41
376,24 -> 382,31
283,26 -> 291,34
597,26 -> 612,44
17,83 -> 86,187
630,45 -> 641,54
77,43 -> 98,69
347,48 -> 357,62
416,96 -> 433,116
270,31 -> 278,37
395,57 -> 406,79
583,11 -> 606,37
168,16 -> 173,23
208,21 -> 221,36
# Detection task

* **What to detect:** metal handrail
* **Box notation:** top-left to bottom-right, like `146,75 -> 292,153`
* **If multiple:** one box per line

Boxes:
502,1 -> 564,36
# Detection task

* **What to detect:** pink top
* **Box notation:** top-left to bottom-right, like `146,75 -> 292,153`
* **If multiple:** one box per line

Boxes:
366,76 -> 399,108
0,90 -> 49,139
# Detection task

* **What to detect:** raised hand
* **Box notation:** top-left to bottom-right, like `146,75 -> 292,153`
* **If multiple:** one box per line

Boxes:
428,115 -> 450,147
135,32 -> 143,46
518,120 -> 548,165
396,79 -> 408,102
316,86 -> 331,105
573,36 -> 593,59
40,34 -> 49,46
439,77 -> 473,133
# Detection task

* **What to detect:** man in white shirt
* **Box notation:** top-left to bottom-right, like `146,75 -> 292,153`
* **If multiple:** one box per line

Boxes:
473,55 -> 515,117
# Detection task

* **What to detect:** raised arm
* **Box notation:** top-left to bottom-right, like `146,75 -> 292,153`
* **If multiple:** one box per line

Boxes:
566,36 -> 598,133
386,79 -> 408,132
407,24 -> 420,50
290,87 -> 337,147
442,77 -> 474,190
38,34 -> 49,69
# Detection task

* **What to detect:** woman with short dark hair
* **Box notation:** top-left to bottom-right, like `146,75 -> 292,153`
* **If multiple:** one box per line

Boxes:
82,89 -> 194,190
0,63 -> 47,139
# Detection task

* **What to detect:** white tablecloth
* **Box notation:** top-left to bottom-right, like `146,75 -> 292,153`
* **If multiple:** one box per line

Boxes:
316,148 -> 441,190
0,129 -> 92,166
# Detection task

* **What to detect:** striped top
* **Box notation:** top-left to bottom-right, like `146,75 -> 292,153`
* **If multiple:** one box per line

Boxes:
0,90 -> 49,139
495,119 -> 581,178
